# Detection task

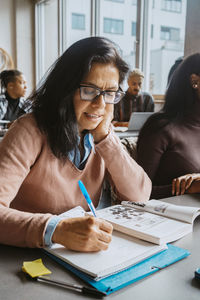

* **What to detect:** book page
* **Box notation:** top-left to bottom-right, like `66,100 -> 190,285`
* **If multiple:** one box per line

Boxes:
97,205 -> 167,232
122,200 -> 200,224
45,231 -> 167,280
96,205 -> 192,244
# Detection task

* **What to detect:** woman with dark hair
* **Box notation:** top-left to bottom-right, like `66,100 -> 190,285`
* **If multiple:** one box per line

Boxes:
137,53 -> 200,199
0,69 -> 30,121
0,37 -> 151,251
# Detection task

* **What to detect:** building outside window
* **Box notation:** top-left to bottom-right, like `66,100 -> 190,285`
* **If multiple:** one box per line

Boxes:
160,26 -> 180,41
104,18 -> 124,35
150,0 -> 186,94
35,0 -> 187,95
99,0 -> 137,81
131,22 -> 136,36
162,0 -> 182,13
72,13 -> 85,30
132,0 -> 137,5
105,0 -> 124,3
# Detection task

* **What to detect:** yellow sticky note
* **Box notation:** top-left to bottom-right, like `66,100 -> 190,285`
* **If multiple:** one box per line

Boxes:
22,258 -> 52,278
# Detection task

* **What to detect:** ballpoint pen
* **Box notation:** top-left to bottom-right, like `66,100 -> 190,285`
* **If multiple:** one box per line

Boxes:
78,180 -> 97,217
30,275 -> 106,297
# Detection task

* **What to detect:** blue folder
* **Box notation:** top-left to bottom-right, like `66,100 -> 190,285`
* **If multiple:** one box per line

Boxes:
44,244 -> 190,295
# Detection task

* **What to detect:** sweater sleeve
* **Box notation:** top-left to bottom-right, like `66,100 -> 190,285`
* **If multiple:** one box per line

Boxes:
137,126 -> 172,199
95,131 -> 151,203
151,184 -> 172,199
0,116 -> 52,247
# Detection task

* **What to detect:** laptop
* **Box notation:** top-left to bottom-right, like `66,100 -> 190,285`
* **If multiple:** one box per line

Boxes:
116,112 -> 154,138
128,112 -> 153,131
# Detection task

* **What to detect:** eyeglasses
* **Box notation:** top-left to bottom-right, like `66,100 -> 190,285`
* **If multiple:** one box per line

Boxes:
79,85 -> 125,104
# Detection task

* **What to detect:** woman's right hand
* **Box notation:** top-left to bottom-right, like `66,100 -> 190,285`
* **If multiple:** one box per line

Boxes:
52,216 -> 113,252
172,173 -> 200,196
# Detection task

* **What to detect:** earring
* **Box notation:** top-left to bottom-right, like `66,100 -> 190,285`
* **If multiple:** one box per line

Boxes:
192,82 -> 198,89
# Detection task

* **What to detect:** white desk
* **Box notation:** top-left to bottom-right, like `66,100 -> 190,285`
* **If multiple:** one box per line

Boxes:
1,194 -> 200,300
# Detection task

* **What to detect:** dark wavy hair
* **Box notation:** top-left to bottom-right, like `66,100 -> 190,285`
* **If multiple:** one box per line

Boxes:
30,36 -> 129,159
0,69 -> 22,93
138,52 -> 200,142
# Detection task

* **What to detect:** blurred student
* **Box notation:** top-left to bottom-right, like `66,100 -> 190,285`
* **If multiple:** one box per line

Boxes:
137,53 -> 200,199
0,69 -> 31,121
0,37 -> 151,251
114,68 -> 154,122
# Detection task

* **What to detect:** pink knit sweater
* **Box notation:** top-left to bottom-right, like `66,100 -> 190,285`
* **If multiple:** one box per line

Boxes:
0,114 -> 151,247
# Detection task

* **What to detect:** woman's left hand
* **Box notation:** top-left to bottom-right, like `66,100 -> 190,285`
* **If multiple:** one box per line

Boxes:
172,173 -> 200,195
90,104 -> 113,143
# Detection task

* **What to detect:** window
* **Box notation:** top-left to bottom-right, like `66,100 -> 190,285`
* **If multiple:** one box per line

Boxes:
162,0 -> 182,13
34,0 -> 187,96
132,22 -> 136,36
105,0 -> 124,3
62,0 -> 91,51
72,13 -> 85,30
160,26 -> 180,41
35,0 -> 59,82
104,18 -> 124,35
99,1 -> 137,72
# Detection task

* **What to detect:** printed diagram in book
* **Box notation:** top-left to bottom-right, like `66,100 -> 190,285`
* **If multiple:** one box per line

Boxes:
99,206 -> 166,231
153,203 -> 168,214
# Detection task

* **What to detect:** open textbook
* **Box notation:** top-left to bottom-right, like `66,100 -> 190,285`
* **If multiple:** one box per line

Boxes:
44,200 -> 199,280
95,200 -> 200,245
44,206 -> 167,280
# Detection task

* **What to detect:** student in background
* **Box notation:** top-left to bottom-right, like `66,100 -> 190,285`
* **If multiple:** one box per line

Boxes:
114,69 -> 154,122
0,69 -> 31,121
137,53 -> 200,199
0,37 -> 151,251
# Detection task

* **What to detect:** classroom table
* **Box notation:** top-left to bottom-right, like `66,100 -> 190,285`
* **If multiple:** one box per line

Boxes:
115,130 -> 139,139
1,194 -> 200,300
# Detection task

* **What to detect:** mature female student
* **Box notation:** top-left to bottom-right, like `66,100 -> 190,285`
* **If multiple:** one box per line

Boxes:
0,37 -> 151,251
137,53 -> 200,199
0,69 -> 30,121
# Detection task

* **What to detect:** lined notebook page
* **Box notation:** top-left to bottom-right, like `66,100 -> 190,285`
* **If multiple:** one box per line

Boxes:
46,231 -> 167,280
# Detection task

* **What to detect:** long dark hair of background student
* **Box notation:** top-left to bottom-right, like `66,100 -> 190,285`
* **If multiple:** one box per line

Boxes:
29,37 -> 128,160
137,52 -> 200,146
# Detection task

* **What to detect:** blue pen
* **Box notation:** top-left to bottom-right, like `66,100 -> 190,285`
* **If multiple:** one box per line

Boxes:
78,180 -> 97,217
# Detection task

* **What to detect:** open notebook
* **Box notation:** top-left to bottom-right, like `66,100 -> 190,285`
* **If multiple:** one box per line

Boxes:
45,231 -> 167,281
45,199 -> 198,281
44,206 -> 167,281
43,205 -> 190,293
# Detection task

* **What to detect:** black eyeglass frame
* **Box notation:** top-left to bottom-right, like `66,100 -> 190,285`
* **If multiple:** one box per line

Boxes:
79,85 -> 125,104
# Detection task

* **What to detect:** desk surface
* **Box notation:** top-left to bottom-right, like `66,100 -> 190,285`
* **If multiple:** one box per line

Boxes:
115,130 -> 139,139
1,194 -> 200,300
